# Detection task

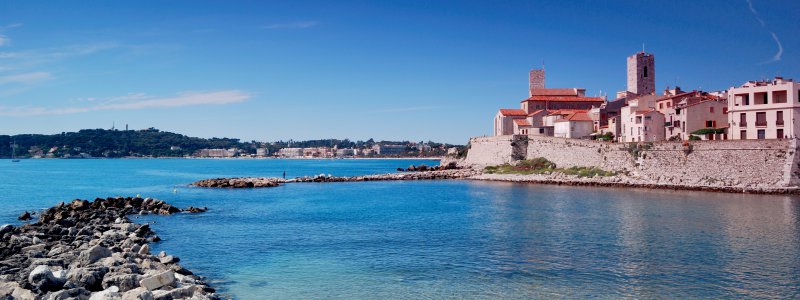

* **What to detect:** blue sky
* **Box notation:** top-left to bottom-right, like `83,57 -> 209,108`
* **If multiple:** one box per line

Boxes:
0,1 -> 797,144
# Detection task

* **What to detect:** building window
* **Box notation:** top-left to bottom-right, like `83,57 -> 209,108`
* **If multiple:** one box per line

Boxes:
737,94 -> 749,106
706,120 -> 714,128
740,113 -> 747,126
667,102 -> 672,107
757,129 -> 765,139
777,111 -> 784,126
659,103 -> 663,109
778,129 -> 784,139
773,90 -> 788,103
756,112 -> 767,126
723,107 -> 728,114
741,130 -> 747,139
755,92 -> 768,105
539,128 -> 545,134
674,120 -> 681,128
709,107 -> 714,113
644,66 -> 648,78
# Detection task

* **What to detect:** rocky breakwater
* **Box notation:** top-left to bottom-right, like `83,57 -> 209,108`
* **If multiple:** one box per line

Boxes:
0,197 -> 220,300
191,169 -> 480,188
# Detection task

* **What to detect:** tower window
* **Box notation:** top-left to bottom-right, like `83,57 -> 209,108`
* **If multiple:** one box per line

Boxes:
643,66 -> 648,78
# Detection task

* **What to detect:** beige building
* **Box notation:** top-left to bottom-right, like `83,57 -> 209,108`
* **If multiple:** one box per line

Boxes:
553,111 -> 594,139
728,77 -> 800,140
657,91 -> 728,140
619,95 -> 660,142
624,110 -> 665,142
494,109 -> 527,136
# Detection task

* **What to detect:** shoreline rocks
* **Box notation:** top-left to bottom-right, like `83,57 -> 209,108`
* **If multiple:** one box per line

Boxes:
0,197 -> 222,300
191,169 -> 480,188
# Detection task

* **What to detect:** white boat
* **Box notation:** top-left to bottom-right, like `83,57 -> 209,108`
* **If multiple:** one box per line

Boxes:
11,140 -> 19,162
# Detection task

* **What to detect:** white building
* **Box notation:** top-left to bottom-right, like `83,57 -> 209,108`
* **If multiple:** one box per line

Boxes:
728,77 -> 800,139
278,148 -> 304,158
553,111 -> 594,139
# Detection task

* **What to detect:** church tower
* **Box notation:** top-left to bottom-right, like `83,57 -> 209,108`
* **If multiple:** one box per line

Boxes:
627,52 -> 655,95
529,68 -> 545,96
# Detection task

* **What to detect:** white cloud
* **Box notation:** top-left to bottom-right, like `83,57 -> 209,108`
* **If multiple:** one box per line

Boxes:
0,71 -> 52,84
0,23 -> 23,47
1,23 -> 22,30
261,21 -> 319,30
0,90 -> 252,117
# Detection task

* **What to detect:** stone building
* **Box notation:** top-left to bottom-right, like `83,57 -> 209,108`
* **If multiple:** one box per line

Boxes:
728,77 -> 800,139
656,91 -> 727,140
493,67 -> 605,136
627,51 -> 655,95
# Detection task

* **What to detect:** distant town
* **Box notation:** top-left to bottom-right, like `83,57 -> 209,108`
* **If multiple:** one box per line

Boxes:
494,51 -> 797,142
1,128 -> 464,159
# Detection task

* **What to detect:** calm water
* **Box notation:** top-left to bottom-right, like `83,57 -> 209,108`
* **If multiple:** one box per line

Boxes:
2,159 -> 800,299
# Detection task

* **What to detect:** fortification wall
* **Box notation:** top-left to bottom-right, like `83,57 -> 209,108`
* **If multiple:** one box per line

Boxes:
464,135 -> 527,167
466,135 -> 799,188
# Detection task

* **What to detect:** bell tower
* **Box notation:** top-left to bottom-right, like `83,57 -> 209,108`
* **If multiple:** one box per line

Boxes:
627,52 -> 655,95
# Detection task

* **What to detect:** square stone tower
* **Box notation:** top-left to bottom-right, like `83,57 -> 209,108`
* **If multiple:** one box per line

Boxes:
529,68 -> 545,96
627,52 -> 655,95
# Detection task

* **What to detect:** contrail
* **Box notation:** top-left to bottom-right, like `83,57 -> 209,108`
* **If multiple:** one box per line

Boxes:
768,32 -> 783,62
745,0 -> 782,63
745,0 -> 766,27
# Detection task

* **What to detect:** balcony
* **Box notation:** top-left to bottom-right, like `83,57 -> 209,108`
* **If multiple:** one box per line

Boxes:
756,121 -> 767,127
740,121 -> 747,127
777,120 -> 785,127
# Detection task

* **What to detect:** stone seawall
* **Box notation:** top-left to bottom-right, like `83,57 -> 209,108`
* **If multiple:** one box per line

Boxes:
466,135 -> 800,189
462,136 -> 527,167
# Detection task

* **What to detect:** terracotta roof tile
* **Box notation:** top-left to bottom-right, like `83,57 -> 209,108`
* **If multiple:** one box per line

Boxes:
499,109 -> 527,116
528,109 -> 546,116
521,96 -> 605,103
531,88 -> 580,96
513,119 -> 532,126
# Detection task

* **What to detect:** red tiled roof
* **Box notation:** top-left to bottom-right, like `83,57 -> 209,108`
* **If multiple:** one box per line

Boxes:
546,109 -> 588,116
513,119 -> 532,126
521,96 -> 605,103
498,109 -> 527,116
528,109 -> 546,116
681,99 -> 727,109
531,88 -> 580,96
566,111 -> 593,121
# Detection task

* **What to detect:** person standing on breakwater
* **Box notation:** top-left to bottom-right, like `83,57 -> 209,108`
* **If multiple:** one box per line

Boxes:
283,171 -> 286,179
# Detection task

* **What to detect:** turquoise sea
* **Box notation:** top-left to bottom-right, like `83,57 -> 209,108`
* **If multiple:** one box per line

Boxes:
2,159 -> 800,299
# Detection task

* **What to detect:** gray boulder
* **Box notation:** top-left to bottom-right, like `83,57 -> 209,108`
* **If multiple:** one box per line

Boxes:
28,265 -> 66,292
47,287 -> 91,300
120,287 -> 154,300
80,246 -> 112,265
101,274 -> 142,292
0,224 -> 13,235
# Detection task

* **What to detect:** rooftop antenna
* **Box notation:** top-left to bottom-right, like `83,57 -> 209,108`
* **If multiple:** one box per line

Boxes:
642,43 -> 645,53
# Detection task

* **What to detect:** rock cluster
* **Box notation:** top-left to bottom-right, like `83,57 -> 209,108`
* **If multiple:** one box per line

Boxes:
0,197 -> 220,300
396,162 -> 460,172
192,169 -> 480,188
192,178 -> 280,188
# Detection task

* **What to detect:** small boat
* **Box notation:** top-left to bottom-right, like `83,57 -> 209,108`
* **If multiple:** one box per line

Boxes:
10,140 -> 20,162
